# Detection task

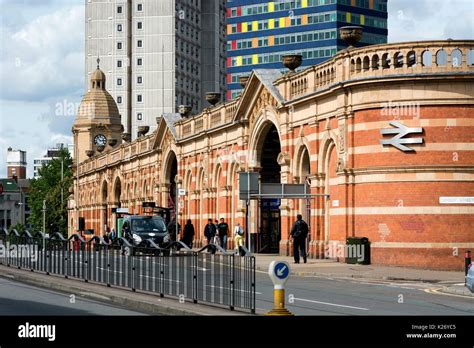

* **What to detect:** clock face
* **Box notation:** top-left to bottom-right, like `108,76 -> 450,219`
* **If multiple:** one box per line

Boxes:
94,134 -> 107,146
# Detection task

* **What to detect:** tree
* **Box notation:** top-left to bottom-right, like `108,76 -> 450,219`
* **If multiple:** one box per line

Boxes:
9,223 -> 26,234
28,148 -> 73,236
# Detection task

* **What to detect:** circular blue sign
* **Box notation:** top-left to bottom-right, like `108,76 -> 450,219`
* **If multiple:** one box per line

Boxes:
274,262 -> 289,279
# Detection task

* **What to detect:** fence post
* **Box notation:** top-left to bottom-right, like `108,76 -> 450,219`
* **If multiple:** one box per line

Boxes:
251,256 -> 256,314
106,245 -> 111,287
64,240 -> 69,279
230,254 -> 235,311
193,252 -> 198,303
45,238 -> 50,275
81,241 -> 86,281
131,247 -> 136,292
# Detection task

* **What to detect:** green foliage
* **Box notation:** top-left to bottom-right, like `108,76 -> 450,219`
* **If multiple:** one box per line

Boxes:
9,223 -> 26,233
28,148 -> 73,236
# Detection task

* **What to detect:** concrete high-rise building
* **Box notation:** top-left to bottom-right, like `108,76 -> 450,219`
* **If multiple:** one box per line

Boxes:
226,0 -> 388,99
85,0 -> 227,140
6,148 -> 27,180
33,143 -> 70,178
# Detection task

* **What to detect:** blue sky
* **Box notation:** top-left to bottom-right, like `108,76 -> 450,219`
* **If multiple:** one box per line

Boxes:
0,0 -> 473,178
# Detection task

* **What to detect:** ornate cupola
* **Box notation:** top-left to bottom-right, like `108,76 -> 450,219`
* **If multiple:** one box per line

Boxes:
72,58 -> 123,164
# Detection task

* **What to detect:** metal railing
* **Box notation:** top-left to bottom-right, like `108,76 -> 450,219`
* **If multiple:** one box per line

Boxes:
0,229 -> 256,313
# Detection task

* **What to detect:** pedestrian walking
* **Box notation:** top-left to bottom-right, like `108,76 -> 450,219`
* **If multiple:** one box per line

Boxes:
217,218 -> 229,251
109,228 -> 115,241
233,222 -> 245,256
290,214 -> 309,264
204,219 -> 217,253
182,219 -> 195,248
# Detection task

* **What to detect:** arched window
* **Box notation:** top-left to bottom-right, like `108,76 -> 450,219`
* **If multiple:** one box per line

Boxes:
421,50 -> 432,66
451,49 -> 462,67
468,50 -> 474,66
382,53 -> 390,68
371,55 -> 380,70
436,49 -> 448,66
363,56 -> 370,70
356,57 -> 362,72
407,51 -> 416,67
393,52 -> 403,68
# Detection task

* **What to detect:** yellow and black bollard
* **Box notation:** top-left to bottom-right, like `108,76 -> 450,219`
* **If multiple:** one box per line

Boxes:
266,261 -> 294,316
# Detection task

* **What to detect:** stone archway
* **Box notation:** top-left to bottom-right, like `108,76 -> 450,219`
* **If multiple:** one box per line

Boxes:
162,150 -> 178,217
250,119 -> 283,253
113,176 -> 122,207
112,176 -> 122,232
293,144 -> 311,225
101,180 -> 108,235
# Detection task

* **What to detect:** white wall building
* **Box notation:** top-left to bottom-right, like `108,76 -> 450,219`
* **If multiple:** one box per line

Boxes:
33,143 -> 71,178
85,0 -> 227,140
6,148 -> 27,179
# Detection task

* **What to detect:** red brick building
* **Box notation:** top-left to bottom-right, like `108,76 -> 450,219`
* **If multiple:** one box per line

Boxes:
70,40 -> 474,270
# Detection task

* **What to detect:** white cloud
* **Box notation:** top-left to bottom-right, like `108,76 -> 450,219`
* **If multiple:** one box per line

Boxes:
388,0 -> 474,42
0,5 -> 84,102
0,2 -> 83,178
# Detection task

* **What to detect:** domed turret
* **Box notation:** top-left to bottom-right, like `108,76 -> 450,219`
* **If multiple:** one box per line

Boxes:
72,58 -> 123,163
75,58 -> 121,123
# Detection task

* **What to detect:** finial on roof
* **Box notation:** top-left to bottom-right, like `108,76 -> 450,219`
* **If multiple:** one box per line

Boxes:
96,57 -> 100,69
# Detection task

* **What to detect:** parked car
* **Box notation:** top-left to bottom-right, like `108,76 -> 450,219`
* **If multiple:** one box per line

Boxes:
466,262 -> 474,293
121,215 -> 170,254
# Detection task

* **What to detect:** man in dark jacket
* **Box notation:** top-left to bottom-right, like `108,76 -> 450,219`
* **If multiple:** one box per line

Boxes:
290,214 -> 309,264
204,219 -> 216,244
182,219 -> 195,248
217,218 -> 229,251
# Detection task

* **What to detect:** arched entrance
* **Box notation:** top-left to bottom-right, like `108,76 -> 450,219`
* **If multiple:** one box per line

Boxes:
324,142 -> 339,244
256,123 -> 281,253
113,177 -> 122,234
164,151 -> 178,218
296,146 -> 311,225
101,180 -> 108,235
114,177 -> 122,208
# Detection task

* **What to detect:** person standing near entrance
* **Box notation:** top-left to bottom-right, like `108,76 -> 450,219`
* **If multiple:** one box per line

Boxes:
290,214 -> 309,264
233,222 -> 245,255
217,218 -> 229,250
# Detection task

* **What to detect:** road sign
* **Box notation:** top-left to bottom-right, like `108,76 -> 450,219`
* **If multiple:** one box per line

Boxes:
268,260 -> 290,289
380,121 -> 423,152
239,172 -> 259,200
178,188 -> 186,196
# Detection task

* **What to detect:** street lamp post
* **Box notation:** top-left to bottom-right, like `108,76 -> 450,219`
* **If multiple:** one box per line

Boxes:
42,199 -> 46,250
61,159 -> 64,209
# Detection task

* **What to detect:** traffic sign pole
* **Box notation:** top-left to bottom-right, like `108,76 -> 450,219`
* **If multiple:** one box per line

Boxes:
266,261 -> 294,316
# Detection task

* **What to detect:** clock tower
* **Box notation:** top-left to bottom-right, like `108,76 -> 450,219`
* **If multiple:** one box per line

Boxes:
72,59 -> 123,164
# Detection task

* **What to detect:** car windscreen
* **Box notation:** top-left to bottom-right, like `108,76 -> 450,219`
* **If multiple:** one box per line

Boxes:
131,218 -> 167,233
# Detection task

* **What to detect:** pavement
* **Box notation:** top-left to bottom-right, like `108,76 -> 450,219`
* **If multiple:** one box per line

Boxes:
252,254 -> 473,297
0,265 -> 247,316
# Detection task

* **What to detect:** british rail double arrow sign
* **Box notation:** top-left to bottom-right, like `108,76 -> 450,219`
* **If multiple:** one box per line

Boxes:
380,121 -> 424,152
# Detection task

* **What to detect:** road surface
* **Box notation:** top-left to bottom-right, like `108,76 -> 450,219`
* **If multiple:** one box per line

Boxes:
0,277 -> 146,315
4,250 -> 474,315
